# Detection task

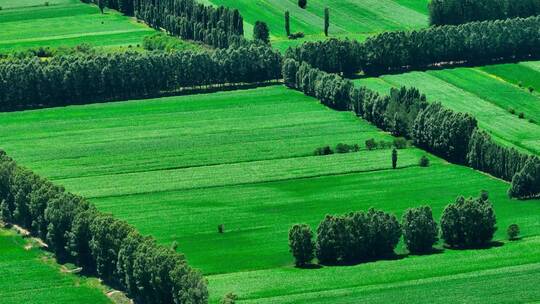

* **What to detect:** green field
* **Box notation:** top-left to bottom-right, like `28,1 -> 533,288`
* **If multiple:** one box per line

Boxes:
0,0 -> 155,52
0,228 -> 112,304
1,86 -> 539,303
355,62 -> 540,155
204,0 -> 429,51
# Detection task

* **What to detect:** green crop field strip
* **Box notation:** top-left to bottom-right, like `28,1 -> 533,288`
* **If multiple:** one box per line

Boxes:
0,228 -> 111,304
0,0 -> 155,51
204,0 -> 429,51
1,86 -> 539,303
355,62 -> 540,155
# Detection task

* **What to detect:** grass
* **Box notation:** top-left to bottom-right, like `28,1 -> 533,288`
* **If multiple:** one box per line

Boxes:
0,0 -> 156,52
0,228 -> 112,304
1,86 -> 539,303
354,62 -> 540,155
204,0 -> 429,51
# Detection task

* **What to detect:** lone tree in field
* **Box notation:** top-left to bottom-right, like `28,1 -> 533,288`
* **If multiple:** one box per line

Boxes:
285,11 -> 291,36
98,0 -> 106,14
253,21 -> 270,44
324,8 -> 330,36
507,224 -> 520,240
440,193 -> 497,248
289,224 -> 315,267
392,148 -> 398,169
402,206 -> 438,254
298,0 -> 307,9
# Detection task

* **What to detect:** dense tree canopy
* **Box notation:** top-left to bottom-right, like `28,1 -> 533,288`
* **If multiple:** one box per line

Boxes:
286,16 -> 540,75
0,150 -> 208,303
84,0 -> 245,48
440,194 -> 497,248
429,0 -> 540,25
0,45 -> 281,111
401,206 -> 438,254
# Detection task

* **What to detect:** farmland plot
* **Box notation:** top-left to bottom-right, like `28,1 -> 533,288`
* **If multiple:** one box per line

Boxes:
0,86 -> 539,303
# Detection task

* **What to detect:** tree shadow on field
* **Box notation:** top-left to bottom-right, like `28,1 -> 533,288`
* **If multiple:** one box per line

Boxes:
443,241 -> 504,251
296,263 -> 323,270
407,247 -> 444,256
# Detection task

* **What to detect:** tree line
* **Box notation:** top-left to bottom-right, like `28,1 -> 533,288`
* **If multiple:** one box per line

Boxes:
282,59 -> 539,199
285,15 -> 540,75
429,0 -> 540,26
289,193 -> 497,266
82,0 -> 245,48
0,150 -> 208,304
0,45 -> 281,111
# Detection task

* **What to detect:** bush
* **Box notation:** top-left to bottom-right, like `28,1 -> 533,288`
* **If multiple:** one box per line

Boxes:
288,32 -> 305,40
298,0 -> 307,9
393,137 -> 408,149
518,112 -> 525,119
529,86 -> 534,93
335,143 -> 360,154
402,206 -> 438,254
218,224 -> 224,233
314,146 -> 334,156
365,138 -> 377,150
508,107 -> 516,114
440,193 -> 497,248
507,224 -> 520,241
289,224 -> 315,267
419,156 -> 430,167
221,293 -> 238,304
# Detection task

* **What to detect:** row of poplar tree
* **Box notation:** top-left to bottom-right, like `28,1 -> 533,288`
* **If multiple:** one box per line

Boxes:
429,0 -> 540,26
282,59 -> 540,199
82,0 -> 245,48
289,193 -> 497,267
0,150 -> 208,304
285,15 -> 540,75
0,45 -> 282,111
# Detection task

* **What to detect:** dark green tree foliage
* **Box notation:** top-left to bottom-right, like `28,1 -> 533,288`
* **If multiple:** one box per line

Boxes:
391,148 -> 398,169
285,16 -> 540,75
87,0 -> 244,48
413,103 -> 477,164
285,11 -> 291,36
507,224 -> 520,240
316,210 -> 401,264
288,224 -> 315,267
316,215 -> 345,264
324,8 -> 329,37
401,206 -> 438,254
509,157 -> 540,199
98,0 -> 106,13
285,38 -> 362,76
0,46 -> 282,111
429,0 -> 540,25
253,21 -> 270,44
0,150 -> 208,303
467,129 -> 534,181
298,0 -> 307,9
440,194 -> 497,248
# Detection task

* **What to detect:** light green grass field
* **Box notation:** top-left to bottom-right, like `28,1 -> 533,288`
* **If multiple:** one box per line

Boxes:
0,0 -> 155,51
0,228 -> 112,304
1,86 -> 539,303
355,62 -> 540,155
204,0 -> 429,51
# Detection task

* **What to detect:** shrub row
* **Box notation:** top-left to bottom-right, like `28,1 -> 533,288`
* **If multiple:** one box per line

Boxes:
290,193 -> 497,266
429,0 -> 540,26
0,45 -> 281,111
283,59 -> 539,199
0,150 -> 208,304
82,0 -> 245,48
285,15 -> 540,75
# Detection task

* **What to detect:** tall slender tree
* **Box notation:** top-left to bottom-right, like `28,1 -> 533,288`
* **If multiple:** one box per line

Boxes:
253,21 -> 270,44
285,11 -> 291,37
392,148 -> 398,169
324,8 -> 330,36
